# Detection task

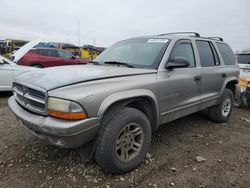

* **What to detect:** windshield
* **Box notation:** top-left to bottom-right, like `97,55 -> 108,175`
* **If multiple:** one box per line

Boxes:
95,38 -> 169,69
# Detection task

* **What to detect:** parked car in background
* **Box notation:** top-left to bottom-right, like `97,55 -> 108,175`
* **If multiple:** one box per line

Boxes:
236,52 -> 250,67
0,39 -> 40,91
235,75 -> 250,107
234,53 -> 250,107
17,47 -> 89,68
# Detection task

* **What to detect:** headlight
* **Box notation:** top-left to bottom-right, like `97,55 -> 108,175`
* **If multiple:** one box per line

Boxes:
48,97 -> 87,120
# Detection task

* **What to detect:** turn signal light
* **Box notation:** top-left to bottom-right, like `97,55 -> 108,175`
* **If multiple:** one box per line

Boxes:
48,109 -> 88,120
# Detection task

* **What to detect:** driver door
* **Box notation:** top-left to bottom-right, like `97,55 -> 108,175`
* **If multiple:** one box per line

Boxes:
157,39 -> 201,124
0,59 -> 13,91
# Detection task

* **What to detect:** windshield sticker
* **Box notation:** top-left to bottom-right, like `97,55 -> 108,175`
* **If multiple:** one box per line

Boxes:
148,39 -> 169,43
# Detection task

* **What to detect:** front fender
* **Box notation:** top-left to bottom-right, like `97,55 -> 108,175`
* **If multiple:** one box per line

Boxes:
97,89 -> 159,125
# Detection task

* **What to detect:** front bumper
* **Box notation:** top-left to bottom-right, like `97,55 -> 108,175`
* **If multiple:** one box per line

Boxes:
8,96 -> 101,148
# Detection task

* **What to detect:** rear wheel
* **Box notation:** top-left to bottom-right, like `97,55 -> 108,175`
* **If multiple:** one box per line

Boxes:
247,98 -> 250,106
208,89 -> 233,123
95,107 -> 151,174
233,97 -> 243,108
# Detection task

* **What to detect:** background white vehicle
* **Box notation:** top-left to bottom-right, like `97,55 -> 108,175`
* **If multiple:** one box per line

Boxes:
0,39 -> 41,91
236,52 -> 250,69
235,53 -> 250,107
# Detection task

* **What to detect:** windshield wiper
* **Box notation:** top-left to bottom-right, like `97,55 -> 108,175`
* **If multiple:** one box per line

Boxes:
104,61 -> 134,68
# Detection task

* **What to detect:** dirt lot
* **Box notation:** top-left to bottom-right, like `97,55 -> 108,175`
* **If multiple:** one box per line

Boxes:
0,92 -> 249,188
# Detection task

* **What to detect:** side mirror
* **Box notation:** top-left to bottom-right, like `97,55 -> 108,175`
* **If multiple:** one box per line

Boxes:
71,56 -> 76,59
165,57 -> 190,69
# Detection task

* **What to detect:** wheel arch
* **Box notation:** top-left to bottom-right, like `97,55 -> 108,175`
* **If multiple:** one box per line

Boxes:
97,89 -> 159,131
220,77 -> 238,97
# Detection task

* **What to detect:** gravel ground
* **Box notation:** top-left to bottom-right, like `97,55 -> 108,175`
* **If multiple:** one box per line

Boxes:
0,92 -> 250,188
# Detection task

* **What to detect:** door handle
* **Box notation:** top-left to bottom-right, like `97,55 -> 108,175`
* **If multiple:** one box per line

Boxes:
222,73 -> 226,78
194,76 -> 201,82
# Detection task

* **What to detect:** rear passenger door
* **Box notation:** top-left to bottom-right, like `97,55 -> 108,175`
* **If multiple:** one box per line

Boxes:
195,40 -> 224,108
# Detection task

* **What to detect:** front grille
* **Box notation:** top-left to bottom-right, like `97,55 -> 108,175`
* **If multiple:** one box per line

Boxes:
13,82 -> 47,115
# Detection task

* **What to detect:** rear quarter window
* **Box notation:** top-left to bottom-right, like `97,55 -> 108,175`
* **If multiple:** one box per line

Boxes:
216,42 -> 236,65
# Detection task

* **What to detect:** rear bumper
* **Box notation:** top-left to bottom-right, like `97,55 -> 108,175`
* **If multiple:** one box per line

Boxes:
8,96 -> 101,148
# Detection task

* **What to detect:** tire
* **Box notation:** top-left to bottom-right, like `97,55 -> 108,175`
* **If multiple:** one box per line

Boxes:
95,107 -> 152,174
247,98 -> 250,106
208,89 -> 233,123
233,97 -> 243,108
32,64 -> 43,68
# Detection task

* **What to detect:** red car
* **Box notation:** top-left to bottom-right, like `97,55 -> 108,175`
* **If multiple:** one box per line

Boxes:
17,47 -> 89,68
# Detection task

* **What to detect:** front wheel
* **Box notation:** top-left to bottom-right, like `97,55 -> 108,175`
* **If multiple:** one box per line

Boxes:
95,107 -> 152,174
208,89 -> 233,123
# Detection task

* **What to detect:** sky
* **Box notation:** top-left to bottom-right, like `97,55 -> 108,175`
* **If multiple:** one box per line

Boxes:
0,0 -> 249,51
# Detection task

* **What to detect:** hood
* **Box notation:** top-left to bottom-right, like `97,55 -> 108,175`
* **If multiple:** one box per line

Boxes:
16,65 -> 157,90
14,64 -> 37,75
11,39 -> 41,62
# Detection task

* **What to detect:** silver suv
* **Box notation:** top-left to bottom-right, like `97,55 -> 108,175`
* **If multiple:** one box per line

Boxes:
9,32 -> 239,174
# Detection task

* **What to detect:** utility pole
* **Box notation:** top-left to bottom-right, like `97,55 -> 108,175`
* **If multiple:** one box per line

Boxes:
77,22 -> 80,46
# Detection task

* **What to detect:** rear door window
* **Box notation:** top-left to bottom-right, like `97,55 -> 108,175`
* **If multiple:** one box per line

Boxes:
196,41 -> 218,67
216,42 -> 236,65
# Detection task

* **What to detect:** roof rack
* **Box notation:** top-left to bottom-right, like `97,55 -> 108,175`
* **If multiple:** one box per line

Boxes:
207,37 -> 223,41
158,32 -> 200,37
